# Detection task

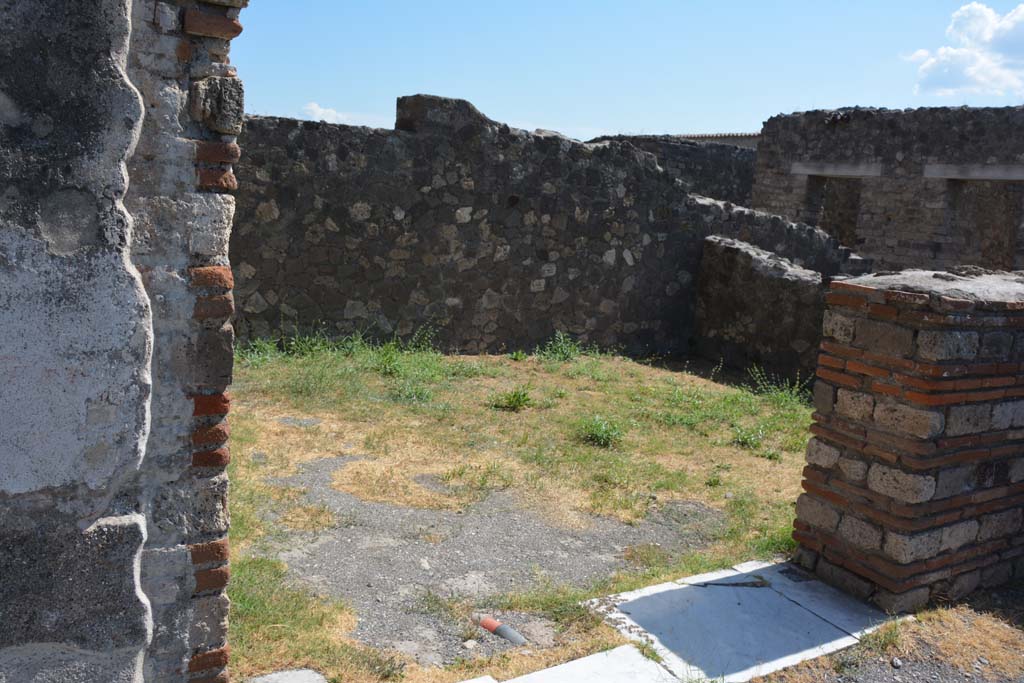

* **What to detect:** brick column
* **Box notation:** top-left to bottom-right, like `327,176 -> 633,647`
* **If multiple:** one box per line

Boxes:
794,271 -> 1024,612
126,1 -> 245,680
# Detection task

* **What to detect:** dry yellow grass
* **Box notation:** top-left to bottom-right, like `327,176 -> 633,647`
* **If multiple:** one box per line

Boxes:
757,597 -> 1024,682
912,604 -> 1024,679
229,340 -> 812,681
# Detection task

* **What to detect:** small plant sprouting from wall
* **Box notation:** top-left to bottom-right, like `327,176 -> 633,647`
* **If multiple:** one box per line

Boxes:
537,331 -> 583,362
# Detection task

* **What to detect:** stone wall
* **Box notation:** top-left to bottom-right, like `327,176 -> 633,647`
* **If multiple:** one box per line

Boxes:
752,107 -> 1024,271
232,96 -> 854,356
696,236 -> 824,377
588,135 -> 756,205
679,133 -> 760,149
1,1 -> 245,681
794,271 -> 1024,612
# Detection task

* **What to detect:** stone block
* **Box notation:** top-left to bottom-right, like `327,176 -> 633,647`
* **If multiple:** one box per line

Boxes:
934,465 -> 975,499
806,438 -> 840,469
991,400 -> 1024,430
867,464 -> 936,504
883,529 -> 941,564
980,331 -> 1013,359
940,520 -> 979,552
822,310 -> 855,343
796,494 -> 840,532
190,593 -> 230,652
837,457 -> 868,482
977,509 -> 1023,542
813,381 -> 835,415
815,558 -> 874,600
946,404 -> 993,436
838,515 -> 883,550
190,76 -> 245,135
873,587 -> 930,614
981,562 -> 1014,588
1010,458 -> 1024,483
192,322 -> 234,391
792,546 -> 819,572
853,319 -> 914,357
943,570 -> 981,600
917,330 -> 979,361
872,402 -> 944,439
836,389 -> 874,422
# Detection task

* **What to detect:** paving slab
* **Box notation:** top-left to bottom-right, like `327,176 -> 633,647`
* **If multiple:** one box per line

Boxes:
506,645 -> 677,682
592,561 -> 890,682
248,670 -> 328,683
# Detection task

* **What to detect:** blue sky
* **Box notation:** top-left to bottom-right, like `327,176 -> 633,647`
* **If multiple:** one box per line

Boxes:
234,1 -> 1024,140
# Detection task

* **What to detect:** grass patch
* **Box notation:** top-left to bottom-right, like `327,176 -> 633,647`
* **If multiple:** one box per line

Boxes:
489,385 -> 534,412
229,556 -> 406,681
230,332 -> 822,680
575,415 -> 625,448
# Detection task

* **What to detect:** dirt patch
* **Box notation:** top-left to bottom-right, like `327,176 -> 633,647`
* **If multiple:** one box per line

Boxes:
268,455 -> 724,666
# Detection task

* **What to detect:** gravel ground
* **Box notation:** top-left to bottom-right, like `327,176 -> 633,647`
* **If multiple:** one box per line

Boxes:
762,581 -> 1024,683
790,646 -> 1020,683
266,455 -> 724,665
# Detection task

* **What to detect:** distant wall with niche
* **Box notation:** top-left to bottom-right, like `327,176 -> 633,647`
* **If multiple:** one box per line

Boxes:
752,107 -> 1024,271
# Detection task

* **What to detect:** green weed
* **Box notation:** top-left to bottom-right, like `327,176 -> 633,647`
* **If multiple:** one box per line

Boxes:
537,331 -> 582,362
490,385 -> 534,412
576,415 -> 625,448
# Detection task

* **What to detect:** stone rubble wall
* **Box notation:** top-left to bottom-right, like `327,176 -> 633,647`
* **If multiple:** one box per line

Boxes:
125,1 -> 245,681
677,133 -> 760,149
587,134 -> 756,205
752,107 -> 1024,271
696,236 -> 824,377
794,271 -> 1024,612
232,96 -> 854,357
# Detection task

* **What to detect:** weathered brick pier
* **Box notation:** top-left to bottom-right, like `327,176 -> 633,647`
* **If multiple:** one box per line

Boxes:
795,270 -> 1024,611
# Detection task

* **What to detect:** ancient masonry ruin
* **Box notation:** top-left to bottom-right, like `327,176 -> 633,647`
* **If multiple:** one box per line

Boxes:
752,107 -> 1024,271
2,2 -> 1024,680
2,1 -> 244,681
232,97 -> 857,371
796,272 -> 1024,611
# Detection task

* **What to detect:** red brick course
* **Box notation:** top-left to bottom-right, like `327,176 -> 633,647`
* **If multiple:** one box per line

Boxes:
193,447 -> 231,468
194,566 -> 230,594
193,392 -> 231,417
190,539 -> 230,565
188,646 -> 230,673
184,9 -> 243,39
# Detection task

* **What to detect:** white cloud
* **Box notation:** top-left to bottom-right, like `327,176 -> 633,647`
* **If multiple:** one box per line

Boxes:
301,102 -> 392,129
909,3 -> 1024,97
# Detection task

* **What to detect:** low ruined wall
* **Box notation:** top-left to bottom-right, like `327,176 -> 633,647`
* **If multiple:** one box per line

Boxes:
752,107 -> 1024,271
588,135 -> 756,205
680,133 -> 760,149
696,236 -> 824,377
795,271 -> 1024,612
233,96 -> 851,356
